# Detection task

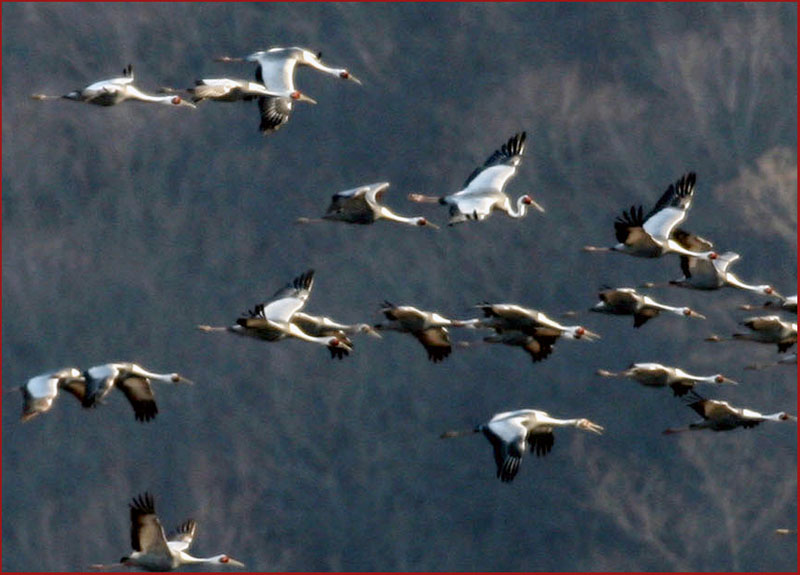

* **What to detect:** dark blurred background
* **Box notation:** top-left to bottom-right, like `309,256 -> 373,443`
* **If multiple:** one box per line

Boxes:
2,3 -> 796,572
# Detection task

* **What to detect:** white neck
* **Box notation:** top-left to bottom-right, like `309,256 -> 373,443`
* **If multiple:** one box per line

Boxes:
723,273 -> 773,296
124,85 -> 179,104
533,414 -> 582,428
279,321 -> 336,346
642,296 -> 685,316
125,364 -> 176,382
665,239 -> 716,260
504,196 -> 529,219
377,206 -> 424,226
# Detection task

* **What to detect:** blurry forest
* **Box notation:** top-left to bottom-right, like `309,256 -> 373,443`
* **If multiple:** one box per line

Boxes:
2,3 -> 797,572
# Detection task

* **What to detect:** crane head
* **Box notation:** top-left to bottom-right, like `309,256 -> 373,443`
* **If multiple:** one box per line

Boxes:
339,70 -> 362,85
290,90 -> 317,105
682,308 -> 706,320
170,95 -> 196,108
416,217 -> 439,229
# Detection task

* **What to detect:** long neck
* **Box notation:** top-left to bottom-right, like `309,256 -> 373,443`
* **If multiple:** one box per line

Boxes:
124,85 -> 178,104
534,414 -> 582,428
665,239 -> 716,260
178,552 -> 226,566
504,196 -> 529,219
642,297 -> 684,315
126,364 -> 175,382
283,321 -> 336,346
377,206 -> 423,226
305,57 -> 347,78
723,273 -> 772,296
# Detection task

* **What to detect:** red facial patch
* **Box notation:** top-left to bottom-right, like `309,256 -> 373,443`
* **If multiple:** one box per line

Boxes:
340,71 -> 350,79
171,96 -> 182,105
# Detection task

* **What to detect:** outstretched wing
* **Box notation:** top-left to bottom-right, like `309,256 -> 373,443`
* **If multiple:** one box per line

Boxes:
117,376 -> 158,422
323,187 -> 373,223
256,270 -> 315,322
257,95 -> 293,133
463,132 -> 526,190
527,430 -> 555,457
167,519 -> 197,553
642,172 -> 696,242
130,492 -> 170,556
413,327 -> 452,363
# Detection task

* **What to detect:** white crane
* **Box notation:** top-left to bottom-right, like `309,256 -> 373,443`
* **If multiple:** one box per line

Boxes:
466,302 -> 599,362
408,132 -> 542,225
375,302 -> 473,362
740,294 -> 797,315
583,172 -> 718,260
596,362 -> 738,396
82,362 -> 194,422
16,368 -> 86,422
296,182 -> 437,228
32,65 -> 196,108
91,492 -> 244,571
590,287 -> 706,327
664,391 -> 796,434
197,269 -> 354,359
706,315 -> 797,353
656,230 -> 782,297
216,46 -> 361,133
290,311 -> 381,340
440,409 -> 604,483
182,78 -> 317,105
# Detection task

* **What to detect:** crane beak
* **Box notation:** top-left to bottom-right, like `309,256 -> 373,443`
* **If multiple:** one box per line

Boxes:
719,376 -> 738,386
686,310 -> 706,320
530,199 -> 545,213
346,73 -> 362,85
583,420 -> 604,434
364,326 -> 383,339
580,329 -> 601,341
296,93 -> 317,105
226,558 -> 246,568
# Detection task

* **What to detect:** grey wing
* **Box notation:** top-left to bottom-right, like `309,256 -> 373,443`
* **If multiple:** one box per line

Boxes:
60,379 -> 88,404
167,519 -> 197,552
463,132 -> 526,188
413,327 -> 452,363
117,376 -> 158,422
323,189 -> 373,223
257,95 -> 293,133
83,374 -> 116,407
130,493 -> 171,556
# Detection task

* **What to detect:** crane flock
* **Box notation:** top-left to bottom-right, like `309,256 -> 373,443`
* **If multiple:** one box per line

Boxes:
22,41 -> 797,570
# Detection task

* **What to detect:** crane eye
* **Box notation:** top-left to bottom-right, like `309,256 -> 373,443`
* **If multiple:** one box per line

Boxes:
171,375 -> 180,382
339,71 -> 350,79
715,375 -> 724,383
683,309 -> 692,316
